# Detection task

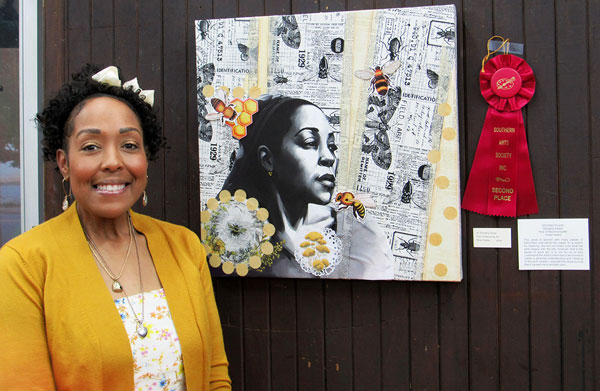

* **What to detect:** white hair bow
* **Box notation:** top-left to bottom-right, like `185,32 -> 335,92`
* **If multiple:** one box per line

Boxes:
91,66 -> 155,107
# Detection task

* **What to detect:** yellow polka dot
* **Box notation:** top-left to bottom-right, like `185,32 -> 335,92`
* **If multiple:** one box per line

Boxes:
256,208 -> 269,221
263,223 -> 275,237
219,190 -> 231,203
261,241 -> 274,255
209,254 -> 221,268
200,227 -> 207,241
246,197 -> 259,211
200,210 -> 211,223
249,255 -> 262,269
232,86 -> 245,98
206,198 -> 219,210
249,86 -> 262,98
434,263 -> 448,277
222,261 -> 235,274
428,150 -> 441,163
234,189 -> 247,202
442,127 -> 456,140
429,233 -> 442,246
437,103 -> 451,116
436,176 -> 449,189
443,206 -> 458,220
236,263 -> 249,276
202,85 -> 214,98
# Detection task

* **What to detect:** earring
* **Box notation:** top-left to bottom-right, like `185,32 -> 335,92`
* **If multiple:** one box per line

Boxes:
268,171 -> 273,176
142,191 -> 148,207
61,178 -> 71,211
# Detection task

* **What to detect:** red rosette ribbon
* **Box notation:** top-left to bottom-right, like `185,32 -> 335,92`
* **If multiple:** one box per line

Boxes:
462,54 -> 538,217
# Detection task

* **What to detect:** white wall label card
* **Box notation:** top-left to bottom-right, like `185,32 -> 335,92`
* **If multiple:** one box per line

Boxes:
473,228 -> 512,248
518,218 -> 590,270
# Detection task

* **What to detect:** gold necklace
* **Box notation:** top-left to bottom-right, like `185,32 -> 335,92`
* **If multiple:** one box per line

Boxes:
84,215 -> 133,292
120,225 -> 147,338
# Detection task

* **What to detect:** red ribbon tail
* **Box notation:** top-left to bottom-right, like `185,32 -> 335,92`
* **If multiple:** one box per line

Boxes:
462,107 -> 538,217
515,113 -> 538,215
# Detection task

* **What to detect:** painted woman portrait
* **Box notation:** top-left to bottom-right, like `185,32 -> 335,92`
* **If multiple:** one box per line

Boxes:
222,95 -> 337,277
221,94 -> 394,279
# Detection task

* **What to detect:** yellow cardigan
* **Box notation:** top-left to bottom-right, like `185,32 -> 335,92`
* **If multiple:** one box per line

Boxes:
0,205 -> 231,391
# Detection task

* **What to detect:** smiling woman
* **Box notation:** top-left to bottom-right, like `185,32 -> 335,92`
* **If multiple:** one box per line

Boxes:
0,64 -> 231,391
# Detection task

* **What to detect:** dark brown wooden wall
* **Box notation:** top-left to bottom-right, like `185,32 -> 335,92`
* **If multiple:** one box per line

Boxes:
42,0 -> 599,389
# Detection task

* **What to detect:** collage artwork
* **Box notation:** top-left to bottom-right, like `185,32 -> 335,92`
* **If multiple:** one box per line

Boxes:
195,5 -> 461,281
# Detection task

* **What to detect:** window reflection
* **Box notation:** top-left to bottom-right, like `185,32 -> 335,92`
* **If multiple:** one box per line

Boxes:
0,0 -> 20,245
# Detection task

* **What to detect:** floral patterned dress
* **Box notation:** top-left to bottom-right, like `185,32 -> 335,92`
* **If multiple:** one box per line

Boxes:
114,288 -> 186,391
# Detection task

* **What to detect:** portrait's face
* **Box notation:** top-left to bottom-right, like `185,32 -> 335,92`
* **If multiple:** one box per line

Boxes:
57,96 -> 148,220
272,104 -> 338,205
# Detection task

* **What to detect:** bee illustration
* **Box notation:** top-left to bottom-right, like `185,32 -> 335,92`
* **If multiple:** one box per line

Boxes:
387,37 -> 402,61
318,56 -> 341,82
197,98 -> 213,142
205,94 -> 238,124
434,25 -> 455,45
426,69 -> 439,89
401,180 -> 413,204
197,20 -> 213,40
398,179 -> 426,210
354,60 -> 402,96
300,56 -> 341,82
273,74 -> 289,84
335,192 -> 376,223
275,15 -> 301,49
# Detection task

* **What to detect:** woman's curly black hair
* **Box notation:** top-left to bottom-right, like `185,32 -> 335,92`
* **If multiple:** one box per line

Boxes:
37,63 -> 166,161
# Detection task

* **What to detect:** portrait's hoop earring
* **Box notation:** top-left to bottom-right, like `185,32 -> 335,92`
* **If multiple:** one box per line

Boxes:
61,178 -> 72,211
142,191 -> 148,207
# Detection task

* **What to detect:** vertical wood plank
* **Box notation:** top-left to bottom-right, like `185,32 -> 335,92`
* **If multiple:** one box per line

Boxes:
67,0 -> 91,74
435,2 -> 469,390
380,282 -> 411,390
555,1 -> 593,390
291,0 -> 319,15
351,281 -> 382,390
214,278 -> 245,390
163,0 -> 189,227
492,2 -> 531,391
114,0 -> 137,78
296,280 -> 326,391
462,1 -> 499,390
270,280 -> 297,391
137,0 -> 165,220
409,284 -> 439,391
523,0 -> 561,390
589,1 -> 600,389
243,279 -> 271,391
90,0 -> 113,64
239,0 -> 264,17
43,0 -> 67,219
324,281 -> 353,391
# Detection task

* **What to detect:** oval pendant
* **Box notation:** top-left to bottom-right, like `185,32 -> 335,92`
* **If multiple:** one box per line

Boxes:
112,281 -> 123,292
137,324 -> 148,338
